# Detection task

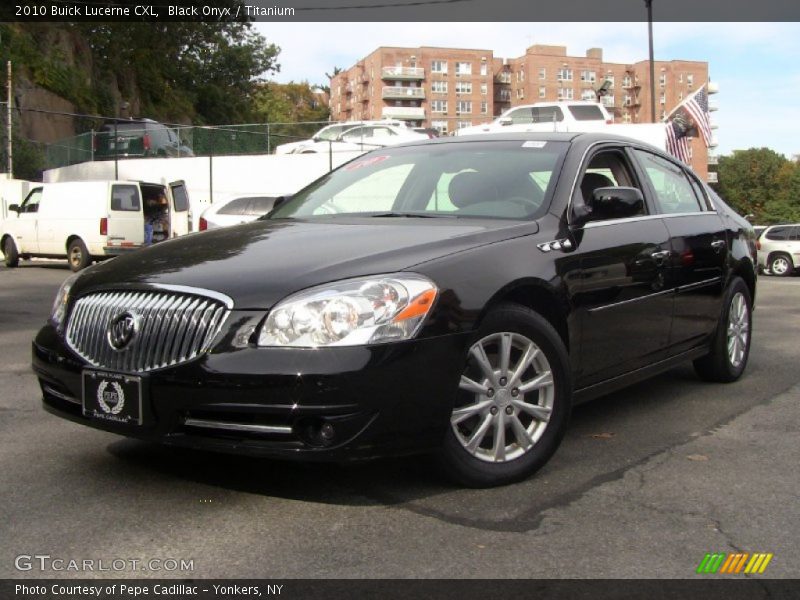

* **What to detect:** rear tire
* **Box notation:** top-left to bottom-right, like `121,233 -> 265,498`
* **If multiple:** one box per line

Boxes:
67,239 -> 91,272
769,253 -> 793,277
693,277 -> 752,383
3,237 -> 19,268
438,303 -> 572,487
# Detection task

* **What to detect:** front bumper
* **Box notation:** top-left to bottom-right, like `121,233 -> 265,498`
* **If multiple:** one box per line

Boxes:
32,320 -> 470,461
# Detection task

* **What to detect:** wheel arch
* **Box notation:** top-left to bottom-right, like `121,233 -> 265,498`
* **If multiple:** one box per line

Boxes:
65,235 -> 84,253
731,256 -> 757,305
479,279 -> 570,351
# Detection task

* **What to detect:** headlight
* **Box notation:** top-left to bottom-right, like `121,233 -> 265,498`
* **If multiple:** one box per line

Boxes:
257,274 -> 438,347
50,273 -> 79,330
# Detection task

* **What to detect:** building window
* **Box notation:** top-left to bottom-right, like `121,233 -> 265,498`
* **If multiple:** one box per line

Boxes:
539,67 -> 546,80
622,75 -> 632,88
602,95 -> 615,107
431,100 -> 447,113
480,83 -> 488,95
456,62 -> 472,76
432,120 -> 448,134
623,94 -> 632,106
678,92 -> 684,100
431,60 -> 447,74
605,75 -> 614,88
679,73 -> 684,83
456,100 -> 472,113
687,74 -> 694,87
539,86 -> 546,99
480,63 -> 488,76
516,88 -> 525,99
557,87 -> 574,100
481,101 -> 488,114
659,73 -> 666,88
455,81 -> 472,94
581,89 -> 595,101
557,68 -> 573,82
457,120 -> 473,129
499,89 -> 511,101
623,112 -> 632,123
580,70 -> 596,83
660,93 -> 666,105
432,81 -> 448,93
660,110 -> 666,120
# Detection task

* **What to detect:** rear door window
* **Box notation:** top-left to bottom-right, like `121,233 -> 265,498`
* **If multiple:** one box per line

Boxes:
170,183 -> 189,212
110,185 -> 141,212
633,150 -> 703,214
218,198 -> 253,215
568,105 -> 605,121
765,227 -> 789,241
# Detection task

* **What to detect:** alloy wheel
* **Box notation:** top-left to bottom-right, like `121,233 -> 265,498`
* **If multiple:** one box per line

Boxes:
771,256 -> 790,276
727,292 -> 749,368
451,332 -> 554,463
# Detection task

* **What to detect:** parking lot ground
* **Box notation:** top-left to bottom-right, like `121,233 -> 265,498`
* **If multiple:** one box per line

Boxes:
1,264 -> 799,578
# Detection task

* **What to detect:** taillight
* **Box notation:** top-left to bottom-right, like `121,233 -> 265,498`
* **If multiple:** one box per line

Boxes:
199,217 -> 208,231
100,217 -> 107,235
606,119 -> 613,124
143,134 -> 151,151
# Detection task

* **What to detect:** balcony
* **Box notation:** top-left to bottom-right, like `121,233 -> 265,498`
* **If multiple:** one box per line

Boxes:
707,172 -> 718,183
709,100 -> 719,112
381,66 -> 425,80
495,73 -> 511,84
382,86 -> 425,100
707,154 -> 719,165
382,106 -> 426,120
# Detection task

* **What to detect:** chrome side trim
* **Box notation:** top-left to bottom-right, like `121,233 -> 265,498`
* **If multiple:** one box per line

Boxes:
583,211 -> 719,229
677,277 -> 722,293
587,288 -> 674,313
183,418 -> 293,435
43,385 -> 80,405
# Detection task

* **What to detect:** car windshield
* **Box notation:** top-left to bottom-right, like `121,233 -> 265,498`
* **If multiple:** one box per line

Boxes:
317,124 -> 359,141
269,140 -> 569,221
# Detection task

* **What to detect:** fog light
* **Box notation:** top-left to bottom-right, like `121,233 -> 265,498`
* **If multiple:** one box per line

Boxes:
320,422 -> 335,441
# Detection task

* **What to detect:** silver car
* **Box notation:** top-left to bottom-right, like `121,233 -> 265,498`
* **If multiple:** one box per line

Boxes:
757,224 -> 800,276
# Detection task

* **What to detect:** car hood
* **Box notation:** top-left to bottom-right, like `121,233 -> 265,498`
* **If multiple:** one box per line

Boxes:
74,217 -> 538,309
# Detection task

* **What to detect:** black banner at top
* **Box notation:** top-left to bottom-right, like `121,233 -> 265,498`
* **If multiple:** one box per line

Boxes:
2,0 -> 800,22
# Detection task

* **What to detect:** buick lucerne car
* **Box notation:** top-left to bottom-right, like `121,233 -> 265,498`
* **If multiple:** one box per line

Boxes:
33,133 -> 757,487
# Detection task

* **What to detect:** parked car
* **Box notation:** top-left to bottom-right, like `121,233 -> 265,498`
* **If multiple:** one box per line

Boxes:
455,101 -> 613,137
2,180 -> 191,271
199,195 -> 288,231
288,123 -> 428,154
94,119 -> 193,159
33,132 -> 756,487
274,120 -> 411,154
757,224 -> 800,276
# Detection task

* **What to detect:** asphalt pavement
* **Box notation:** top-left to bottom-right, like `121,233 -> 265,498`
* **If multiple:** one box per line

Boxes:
1,262 -> 798,579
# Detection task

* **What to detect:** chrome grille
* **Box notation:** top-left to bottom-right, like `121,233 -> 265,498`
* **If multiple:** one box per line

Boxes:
65,289 -> 230,373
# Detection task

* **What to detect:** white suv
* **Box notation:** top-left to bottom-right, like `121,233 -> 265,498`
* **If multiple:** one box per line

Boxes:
455,101 -> 612,136
757,224 -> 800,276
275,120 -> 410,154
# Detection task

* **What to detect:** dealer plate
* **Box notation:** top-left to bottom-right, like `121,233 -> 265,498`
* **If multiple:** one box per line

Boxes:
82,370 -> 143,426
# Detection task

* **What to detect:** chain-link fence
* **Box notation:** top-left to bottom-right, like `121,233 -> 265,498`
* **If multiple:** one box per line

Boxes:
43,121 -> 334,170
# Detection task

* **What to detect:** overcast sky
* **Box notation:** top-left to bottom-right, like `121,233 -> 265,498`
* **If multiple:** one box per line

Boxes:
254,22 -> 800,158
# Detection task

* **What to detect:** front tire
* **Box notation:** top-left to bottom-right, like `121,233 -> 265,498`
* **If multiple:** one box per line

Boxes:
769,253 -> 793,277
693,277 -> 752,383
3,237 -> 19,268
439,304 -> 572,487
67,239 -> 91,272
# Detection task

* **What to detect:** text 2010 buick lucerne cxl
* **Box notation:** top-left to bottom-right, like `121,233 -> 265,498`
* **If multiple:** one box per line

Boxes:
32,133 -> 756,487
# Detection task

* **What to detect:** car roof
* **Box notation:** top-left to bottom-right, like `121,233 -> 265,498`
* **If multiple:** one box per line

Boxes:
392,131 -> 652,148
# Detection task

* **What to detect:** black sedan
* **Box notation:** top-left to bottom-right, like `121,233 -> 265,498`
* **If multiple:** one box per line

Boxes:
33,133 -> 757,487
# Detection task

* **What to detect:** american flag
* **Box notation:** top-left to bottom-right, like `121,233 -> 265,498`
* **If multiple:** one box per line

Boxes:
665,113 -> 692,164
682,86 -> 713,147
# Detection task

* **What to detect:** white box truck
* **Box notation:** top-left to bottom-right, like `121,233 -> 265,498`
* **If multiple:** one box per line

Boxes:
1,179 -> 191,271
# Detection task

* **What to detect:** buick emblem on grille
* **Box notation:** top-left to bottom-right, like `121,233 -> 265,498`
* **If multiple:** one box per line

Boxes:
107,312 -> 138,351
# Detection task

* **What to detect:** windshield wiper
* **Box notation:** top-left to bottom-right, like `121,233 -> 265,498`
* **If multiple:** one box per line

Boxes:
368,212 -> 454,218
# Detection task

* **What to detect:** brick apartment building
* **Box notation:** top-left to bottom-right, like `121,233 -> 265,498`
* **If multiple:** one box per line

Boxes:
329,44 -> 718,179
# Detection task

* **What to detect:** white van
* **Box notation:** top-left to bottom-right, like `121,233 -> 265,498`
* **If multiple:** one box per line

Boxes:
1,179 -> 190,271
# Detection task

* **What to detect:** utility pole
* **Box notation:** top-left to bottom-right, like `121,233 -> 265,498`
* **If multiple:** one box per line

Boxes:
646,0 -> 656,122
6,61 -> 12,176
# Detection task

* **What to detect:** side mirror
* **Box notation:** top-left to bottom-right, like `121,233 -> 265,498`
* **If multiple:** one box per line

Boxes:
571,187 -> 644,228
498,117 -> 513,126
8,204 -> 20,213
591,186 -> 644,220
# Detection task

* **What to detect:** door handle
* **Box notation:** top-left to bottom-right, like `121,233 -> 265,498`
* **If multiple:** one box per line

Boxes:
711,239 -> 726,253
651,250 -> 671,260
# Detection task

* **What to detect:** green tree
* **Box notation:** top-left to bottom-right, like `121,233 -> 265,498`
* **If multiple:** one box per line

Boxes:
713,148 -> 791,223
253,81 -> 330,145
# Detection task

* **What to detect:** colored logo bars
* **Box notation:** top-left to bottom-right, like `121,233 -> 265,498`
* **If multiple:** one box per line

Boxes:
696,552 -> 773,574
